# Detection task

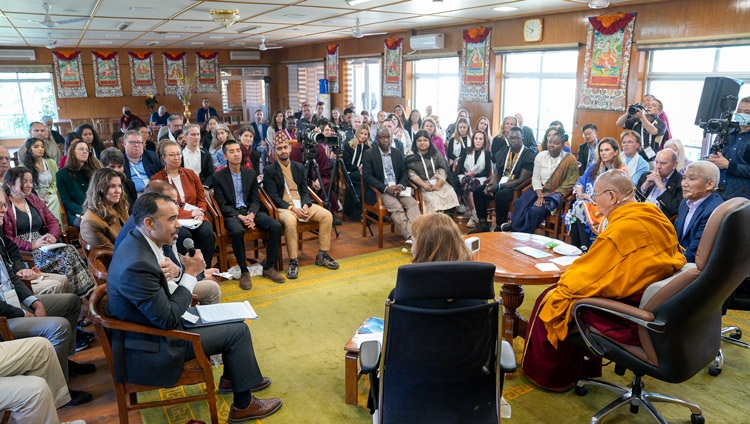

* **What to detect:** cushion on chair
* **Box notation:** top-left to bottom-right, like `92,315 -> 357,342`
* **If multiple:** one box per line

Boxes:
694,198 -> 748,271
639,263 -> 698,309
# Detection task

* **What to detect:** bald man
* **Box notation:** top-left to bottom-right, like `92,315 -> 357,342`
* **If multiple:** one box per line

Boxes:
522,170 -> 685,391
638,149 -> 683,218
0,146 -> 11,181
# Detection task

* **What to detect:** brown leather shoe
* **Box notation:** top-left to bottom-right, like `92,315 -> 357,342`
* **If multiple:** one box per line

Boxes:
218,376 -> 272,395
227,396 -> 282,422
239,272 -> 252,290
262,267 -> 285,283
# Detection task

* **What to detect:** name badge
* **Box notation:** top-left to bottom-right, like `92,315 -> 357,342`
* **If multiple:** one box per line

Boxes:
293,199 -> 302,209
3,287 -> 21,309
428,178 -> 437,185
643,146 -> 656,160
500,176 -> 509,184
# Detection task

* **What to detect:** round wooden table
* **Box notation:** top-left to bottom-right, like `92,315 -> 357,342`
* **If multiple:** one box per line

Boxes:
468,232 -> 573,344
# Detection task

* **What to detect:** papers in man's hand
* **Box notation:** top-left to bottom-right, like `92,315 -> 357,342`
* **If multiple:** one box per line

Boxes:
39,243 -> 67,251
352,317 -> 384,347
550,255 -> 579,267
196,301 -> 258,323
178,219 -> 202,229
399,187 -> 413,197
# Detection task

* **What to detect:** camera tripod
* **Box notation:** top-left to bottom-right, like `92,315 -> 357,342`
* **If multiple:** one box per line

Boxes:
326,151 -> 360,231
302,150 -> 341,237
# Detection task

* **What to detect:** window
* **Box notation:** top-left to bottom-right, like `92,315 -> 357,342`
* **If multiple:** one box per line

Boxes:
502,50 -> 578,144
287,62 -> 324,113
221,67 -> 268,123
412,57 -> 459,123
346,58 -> 381,114
646,45 -> 750,160
0,71 -> 57,139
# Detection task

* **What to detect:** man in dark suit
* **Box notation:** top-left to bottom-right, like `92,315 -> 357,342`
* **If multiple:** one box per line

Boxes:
212,139 -> 285,289
362,127 -> 421,244
674,161 -> 724,262
122,130 -> 162,194
250,110 -> 269,151
577,123 -> 599,172
470,127 -> 536,233
264,138 -> 339,279
106,192 -> 282,421
638,148 -> 683,218
196,98 -> 219,125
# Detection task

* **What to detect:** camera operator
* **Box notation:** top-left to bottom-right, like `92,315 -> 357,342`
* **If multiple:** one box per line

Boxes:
290,119 -> 338,219
296,102 -> 314,134
616,99 -> 666,162
708,96 -> 750,200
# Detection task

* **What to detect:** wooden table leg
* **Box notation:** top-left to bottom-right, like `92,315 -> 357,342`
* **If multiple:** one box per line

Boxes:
344,351 -> 360,405
500,283 -> 525,344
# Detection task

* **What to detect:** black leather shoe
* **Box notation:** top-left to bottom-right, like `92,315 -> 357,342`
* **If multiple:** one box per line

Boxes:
467,222 -> 491,234
69,360 -> 96,375
64,390 -> 93,407
499,222 -> 512,232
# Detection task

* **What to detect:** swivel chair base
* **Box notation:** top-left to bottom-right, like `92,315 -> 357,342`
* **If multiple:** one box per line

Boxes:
575,374 -> 704,424
708,326 -> 750,376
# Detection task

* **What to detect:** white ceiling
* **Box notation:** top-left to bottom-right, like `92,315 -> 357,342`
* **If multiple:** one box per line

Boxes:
0,0 -> 647,50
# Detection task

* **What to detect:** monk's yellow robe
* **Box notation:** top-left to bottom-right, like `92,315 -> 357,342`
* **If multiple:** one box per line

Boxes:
538,201 -> 686,348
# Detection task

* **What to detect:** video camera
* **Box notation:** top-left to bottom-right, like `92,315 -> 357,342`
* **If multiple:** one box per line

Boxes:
700,117 -> 739,155
299,118 -> 345,161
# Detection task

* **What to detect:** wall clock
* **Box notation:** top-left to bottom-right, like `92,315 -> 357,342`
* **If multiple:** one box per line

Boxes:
524,18 -> 543,43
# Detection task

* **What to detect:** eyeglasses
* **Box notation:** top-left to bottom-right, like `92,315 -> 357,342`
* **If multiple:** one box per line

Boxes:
590,189 -> 614,202
0,203 -> 8,210
75,148 -> 90,153
165,153 -> 182,158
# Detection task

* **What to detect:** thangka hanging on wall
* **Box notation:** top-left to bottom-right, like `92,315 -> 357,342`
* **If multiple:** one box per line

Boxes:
459,26 -> 491,102
578,13 -> 637,111
128,52 -> 157,97
383,37 -> 403,97
326,43 -> 340,94
196,52 -> 219,93
52,50 -> 87,98
91,51 -> 122,97
163,52 -> 187,95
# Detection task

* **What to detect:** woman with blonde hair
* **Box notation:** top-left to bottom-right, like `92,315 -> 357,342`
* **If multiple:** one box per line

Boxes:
663,138 -> 690,174
80,167 -> 129,249
208,123 -> 233,170
411,212 -> 472,263
343,124 -> 372,219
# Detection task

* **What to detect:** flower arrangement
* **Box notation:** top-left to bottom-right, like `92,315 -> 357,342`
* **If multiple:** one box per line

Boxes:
174,70 -> 197,107
144,94 -> 158,112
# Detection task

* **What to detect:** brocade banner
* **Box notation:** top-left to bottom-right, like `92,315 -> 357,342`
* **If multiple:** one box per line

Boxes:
92,51 -> 122,97
52,50 -> 87,98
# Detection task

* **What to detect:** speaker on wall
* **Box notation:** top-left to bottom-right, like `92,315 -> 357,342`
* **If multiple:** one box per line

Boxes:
694,76 -> 744,126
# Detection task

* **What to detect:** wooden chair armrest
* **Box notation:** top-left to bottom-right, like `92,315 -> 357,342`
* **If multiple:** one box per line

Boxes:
92,313 -> 203,343
0,317 -> 13,340
308,186 -> 324,206
367,184 -> 385,208
258,187 -> 279,219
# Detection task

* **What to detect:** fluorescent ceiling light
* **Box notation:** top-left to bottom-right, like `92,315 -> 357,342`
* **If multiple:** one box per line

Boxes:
130,7 -> 155,13
493,6 -> 518,12
190,42 -> 205,45
209,35 -> 225,39
165,35 -> 181,39
346,0 -> 371,5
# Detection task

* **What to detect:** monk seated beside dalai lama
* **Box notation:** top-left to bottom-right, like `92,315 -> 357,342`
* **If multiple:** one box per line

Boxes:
522,169 -> 686,391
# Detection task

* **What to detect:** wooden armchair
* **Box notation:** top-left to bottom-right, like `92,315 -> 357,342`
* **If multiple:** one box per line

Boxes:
57,192 -> 79,246
260,185 -> 324,263
360,177 -> 395,248
88,248 -> 113,286
89,285 -> 218,424
205,188 -> 277,272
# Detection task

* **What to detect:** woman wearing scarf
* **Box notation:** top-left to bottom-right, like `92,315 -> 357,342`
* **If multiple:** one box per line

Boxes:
405,130 -> 459,214
509,130 -> 579,233
458,132 -> 492,227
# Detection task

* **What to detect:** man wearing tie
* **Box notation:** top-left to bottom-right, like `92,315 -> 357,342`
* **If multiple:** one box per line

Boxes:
107,192 -> 282,421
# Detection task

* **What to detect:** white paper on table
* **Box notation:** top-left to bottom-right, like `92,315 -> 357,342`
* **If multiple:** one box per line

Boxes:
550,256 -> 579,267
535,262 -> 560,272
196,301 -> 259,323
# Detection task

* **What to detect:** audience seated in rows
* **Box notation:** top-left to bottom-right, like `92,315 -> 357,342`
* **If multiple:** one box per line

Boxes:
18,122 -> 61,165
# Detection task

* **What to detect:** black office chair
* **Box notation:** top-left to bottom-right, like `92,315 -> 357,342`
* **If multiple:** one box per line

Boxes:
570,198 -> 750,424
359,261 -> 517,424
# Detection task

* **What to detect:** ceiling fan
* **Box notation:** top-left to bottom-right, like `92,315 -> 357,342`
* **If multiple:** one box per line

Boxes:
351,18 -> 386,39
44,32 -> 63,49
248,37 -> 282,51
23,3 -> 89,28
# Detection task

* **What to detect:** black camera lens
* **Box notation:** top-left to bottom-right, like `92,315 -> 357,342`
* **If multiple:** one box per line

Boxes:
628,105 -> 638,115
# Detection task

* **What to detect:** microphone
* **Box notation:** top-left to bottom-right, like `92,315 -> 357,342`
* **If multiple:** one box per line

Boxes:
183,238 -> 196,257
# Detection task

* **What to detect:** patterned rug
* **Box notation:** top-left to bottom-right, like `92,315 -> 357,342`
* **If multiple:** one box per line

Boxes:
139,250 -> 750,423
